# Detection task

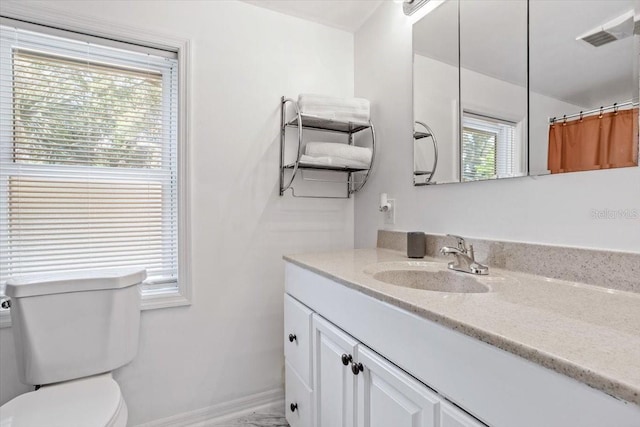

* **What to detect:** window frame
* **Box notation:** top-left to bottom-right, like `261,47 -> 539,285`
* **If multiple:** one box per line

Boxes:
0,6 -> 191,328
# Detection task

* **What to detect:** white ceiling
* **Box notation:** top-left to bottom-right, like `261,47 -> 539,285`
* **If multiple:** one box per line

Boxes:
241,0 -> 384,33
414,0 -> 637,107
530,0 -> 636,107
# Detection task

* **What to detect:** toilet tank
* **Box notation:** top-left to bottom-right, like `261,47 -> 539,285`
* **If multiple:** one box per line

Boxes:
5,268 -> 146,386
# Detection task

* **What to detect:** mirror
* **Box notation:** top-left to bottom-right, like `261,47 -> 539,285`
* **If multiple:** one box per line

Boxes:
412,0 -> 458,185
412,0 -> 459,185
412,0 -> 639,185
412,0 -> 527,184
530,0 -> 639,176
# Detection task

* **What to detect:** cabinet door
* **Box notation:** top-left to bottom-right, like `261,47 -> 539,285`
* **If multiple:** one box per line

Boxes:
440,401 -> 485,427
357,345 -> 440,427
313,314 -> 358,427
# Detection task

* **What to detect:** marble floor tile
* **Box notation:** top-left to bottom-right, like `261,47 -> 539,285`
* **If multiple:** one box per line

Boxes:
208,409 -> 288,427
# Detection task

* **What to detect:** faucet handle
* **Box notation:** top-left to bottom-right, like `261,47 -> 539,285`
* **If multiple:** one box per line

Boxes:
446,234 -> 467,251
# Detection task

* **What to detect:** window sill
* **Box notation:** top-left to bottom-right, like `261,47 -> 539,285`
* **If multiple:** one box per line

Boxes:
0,288 -> 190,329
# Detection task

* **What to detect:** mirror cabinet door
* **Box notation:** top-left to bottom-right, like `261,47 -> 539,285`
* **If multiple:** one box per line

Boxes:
529,0 -> 639,176
459,0 -> 528,182
412,0 -> 638,186
413,0 -> 459,185
413,0 -> 528,185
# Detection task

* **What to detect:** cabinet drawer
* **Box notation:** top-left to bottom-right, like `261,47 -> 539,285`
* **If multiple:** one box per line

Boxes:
285,294 -> 313,385
286,361 -> 313,427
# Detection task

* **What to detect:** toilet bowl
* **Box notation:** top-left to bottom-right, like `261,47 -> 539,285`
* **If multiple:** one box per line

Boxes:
0,374 -> 127,427
0,269 -> 145,427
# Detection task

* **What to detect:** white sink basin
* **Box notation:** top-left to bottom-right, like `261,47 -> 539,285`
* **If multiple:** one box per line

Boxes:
372,269 -> 489,293
364,261 -> 491,294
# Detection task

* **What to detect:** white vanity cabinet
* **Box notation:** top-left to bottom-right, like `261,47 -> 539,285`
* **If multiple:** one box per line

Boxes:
284,262 -> 640,427
285,294 -> 484,427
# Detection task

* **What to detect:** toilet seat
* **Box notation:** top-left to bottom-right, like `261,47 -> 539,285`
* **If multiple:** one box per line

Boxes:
0,373 -> 127,427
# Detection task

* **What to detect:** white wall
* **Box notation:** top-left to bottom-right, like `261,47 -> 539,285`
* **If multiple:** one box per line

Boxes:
354,1 -> 640,253
0,1 -> 355,424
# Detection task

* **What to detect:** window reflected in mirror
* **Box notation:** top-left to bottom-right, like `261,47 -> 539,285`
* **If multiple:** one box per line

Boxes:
462,112 -> 524,182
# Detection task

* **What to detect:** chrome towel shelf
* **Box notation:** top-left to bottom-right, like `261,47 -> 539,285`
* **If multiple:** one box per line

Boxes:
279,96 -> 376,199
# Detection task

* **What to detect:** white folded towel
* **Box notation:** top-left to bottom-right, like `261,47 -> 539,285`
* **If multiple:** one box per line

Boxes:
299,155 -> 370,170
298,94 -> 370,123
305,142 -> 372,166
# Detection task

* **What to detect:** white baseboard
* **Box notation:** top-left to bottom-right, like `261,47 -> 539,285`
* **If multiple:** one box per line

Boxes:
136,388 -> 285,427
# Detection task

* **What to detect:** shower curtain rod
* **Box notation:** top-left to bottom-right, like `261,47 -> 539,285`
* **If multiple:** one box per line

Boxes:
549,100 -> 639,124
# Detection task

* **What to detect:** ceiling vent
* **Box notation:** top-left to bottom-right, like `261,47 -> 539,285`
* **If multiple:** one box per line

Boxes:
577,10 -> 635,47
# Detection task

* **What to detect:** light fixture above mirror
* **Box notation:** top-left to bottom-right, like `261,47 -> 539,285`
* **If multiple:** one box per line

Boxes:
402,0 -> 431,16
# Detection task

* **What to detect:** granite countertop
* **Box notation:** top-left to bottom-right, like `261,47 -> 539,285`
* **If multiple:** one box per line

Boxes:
284,248 -> 640,406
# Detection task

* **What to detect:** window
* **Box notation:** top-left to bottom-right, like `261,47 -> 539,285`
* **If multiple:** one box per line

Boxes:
0,23 -> 184,301
462,112 -> 520,182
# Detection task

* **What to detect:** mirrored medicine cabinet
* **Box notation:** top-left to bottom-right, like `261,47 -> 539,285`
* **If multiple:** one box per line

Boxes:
413,0 -> 639,185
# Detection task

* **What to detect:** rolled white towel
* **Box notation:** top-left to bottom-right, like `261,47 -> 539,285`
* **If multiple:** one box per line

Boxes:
299,154 -> 370,170
298,94 -> 370,123
305,142 -> 372,166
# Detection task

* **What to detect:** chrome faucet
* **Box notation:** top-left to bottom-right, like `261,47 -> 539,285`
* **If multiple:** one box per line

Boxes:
440,235 -> 489,275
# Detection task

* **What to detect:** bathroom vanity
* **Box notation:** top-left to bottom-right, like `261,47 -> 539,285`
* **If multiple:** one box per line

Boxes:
283,248 -> 640,427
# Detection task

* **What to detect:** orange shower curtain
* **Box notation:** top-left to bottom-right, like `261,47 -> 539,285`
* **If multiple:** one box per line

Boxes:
548,108 -> 639,174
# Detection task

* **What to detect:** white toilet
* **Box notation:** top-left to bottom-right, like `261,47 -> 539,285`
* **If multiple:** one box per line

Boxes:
0,268 -> 146,426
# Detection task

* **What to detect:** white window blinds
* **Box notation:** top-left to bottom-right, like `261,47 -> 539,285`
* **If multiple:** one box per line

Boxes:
0,25 -> 179,291
462,112 -> 518,182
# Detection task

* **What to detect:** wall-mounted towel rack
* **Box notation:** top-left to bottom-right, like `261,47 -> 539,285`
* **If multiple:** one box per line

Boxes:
279,96 -> 376,199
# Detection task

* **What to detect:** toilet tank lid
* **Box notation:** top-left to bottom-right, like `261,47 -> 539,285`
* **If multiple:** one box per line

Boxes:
5,268 -> 146,298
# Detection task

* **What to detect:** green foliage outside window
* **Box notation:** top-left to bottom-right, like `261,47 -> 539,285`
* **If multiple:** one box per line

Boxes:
13,51 -> 164,168
462,127 -> 497,181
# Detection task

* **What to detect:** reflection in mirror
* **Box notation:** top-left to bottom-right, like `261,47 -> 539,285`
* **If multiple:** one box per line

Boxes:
414,121 -> 438,185
530,0 -> 639,175
412,0 -> 528,185
460,0 -> 528,182
413,0 -> 459,184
